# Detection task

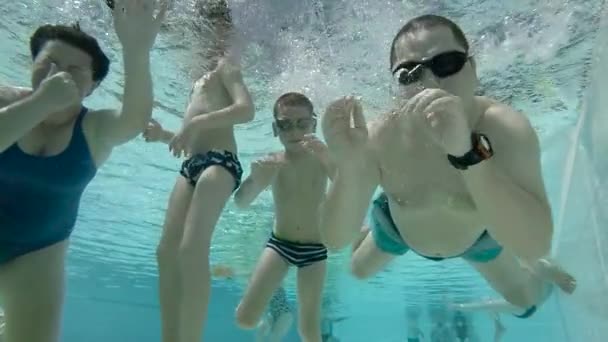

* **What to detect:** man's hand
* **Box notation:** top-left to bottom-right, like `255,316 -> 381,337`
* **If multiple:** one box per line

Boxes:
322,96 -> 368,165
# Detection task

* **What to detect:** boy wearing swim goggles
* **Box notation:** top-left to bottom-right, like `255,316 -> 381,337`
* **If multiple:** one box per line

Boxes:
233,92 -> 334,342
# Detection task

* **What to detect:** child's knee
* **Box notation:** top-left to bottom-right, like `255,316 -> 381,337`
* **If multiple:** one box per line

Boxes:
155,240 -> 178,264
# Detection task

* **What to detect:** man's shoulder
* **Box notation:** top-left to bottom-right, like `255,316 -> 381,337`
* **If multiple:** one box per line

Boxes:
479,99 -> 538,148
480,99 -> 534,135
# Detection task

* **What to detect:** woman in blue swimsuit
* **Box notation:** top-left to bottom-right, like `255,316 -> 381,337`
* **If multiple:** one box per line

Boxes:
0,2 -> 166,341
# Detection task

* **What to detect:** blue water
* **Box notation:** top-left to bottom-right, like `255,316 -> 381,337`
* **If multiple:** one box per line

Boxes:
1,0 -> 607,341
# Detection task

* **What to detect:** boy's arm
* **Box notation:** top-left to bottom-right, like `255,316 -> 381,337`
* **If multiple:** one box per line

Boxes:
188,61 -> 254,130
157,128 -> 175,144
234,154 -> 283,209
233,175 -> 270,209
142,118 -> 176,145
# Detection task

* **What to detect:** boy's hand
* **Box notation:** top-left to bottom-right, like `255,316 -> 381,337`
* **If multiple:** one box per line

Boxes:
169,122 -> 197,158
143,118 -> 166,142
300,134 -> 330,162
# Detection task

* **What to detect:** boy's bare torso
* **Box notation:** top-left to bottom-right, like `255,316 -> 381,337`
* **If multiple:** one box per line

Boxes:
184,59 -> 238,155
272,152 -> 328,244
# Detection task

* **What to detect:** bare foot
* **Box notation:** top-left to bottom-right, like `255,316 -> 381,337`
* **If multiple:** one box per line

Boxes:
536,259 -> 577,294
211,264 -> 235,278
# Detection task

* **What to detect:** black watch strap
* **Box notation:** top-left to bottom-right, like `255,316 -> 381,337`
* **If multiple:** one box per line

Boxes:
447,133 -> 493,170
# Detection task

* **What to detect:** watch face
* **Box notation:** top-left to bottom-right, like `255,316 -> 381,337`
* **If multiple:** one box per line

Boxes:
475,134 -> 493,159
479,135 -> 491,151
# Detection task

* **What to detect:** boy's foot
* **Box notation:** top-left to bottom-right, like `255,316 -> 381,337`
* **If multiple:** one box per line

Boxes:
211,264 -> 235,278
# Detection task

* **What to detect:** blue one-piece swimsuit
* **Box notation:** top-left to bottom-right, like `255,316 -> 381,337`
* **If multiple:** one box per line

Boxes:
0,107 -> 97,264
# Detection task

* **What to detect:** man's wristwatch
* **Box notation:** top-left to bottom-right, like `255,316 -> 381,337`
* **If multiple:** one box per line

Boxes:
447,133 -> 494,170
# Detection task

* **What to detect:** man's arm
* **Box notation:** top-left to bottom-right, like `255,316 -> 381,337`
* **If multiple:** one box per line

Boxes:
463,105 -> 553,261
320,148 -> 379,250
93,50 -> 154,148
188,62 -> 254,130
323,160 -> 337,181
316,148 -> 337,180
0,86 -> 47,152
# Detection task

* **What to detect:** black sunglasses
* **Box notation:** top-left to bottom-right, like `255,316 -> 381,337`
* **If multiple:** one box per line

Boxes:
392,51 -> 469,86
275,117 -> 316,132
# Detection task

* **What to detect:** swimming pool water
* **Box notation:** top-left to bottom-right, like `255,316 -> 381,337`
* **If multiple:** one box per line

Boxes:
1,0 -> 607,341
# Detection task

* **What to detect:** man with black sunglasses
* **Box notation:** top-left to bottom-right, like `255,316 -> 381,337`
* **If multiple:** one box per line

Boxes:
320,15 -> 576,319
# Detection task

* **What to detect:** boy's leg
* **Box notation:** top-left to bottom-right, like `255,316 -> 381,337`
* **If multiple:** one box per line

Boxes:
351,226 -> 397,279
156,177 -> 194,342
236,248 -> 289,328
296,260 -> 327,342
177,165 -> 236,342
0,241 -> 68,342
